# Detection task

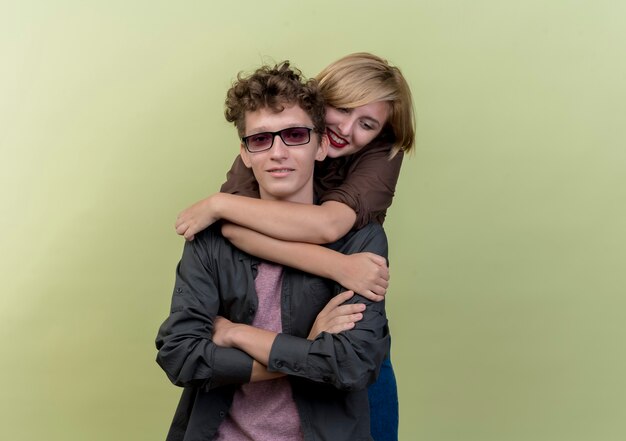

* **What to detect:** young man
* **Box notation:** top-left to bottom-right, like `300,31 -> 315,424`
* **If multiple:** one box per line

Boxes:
156,62 -> 390,441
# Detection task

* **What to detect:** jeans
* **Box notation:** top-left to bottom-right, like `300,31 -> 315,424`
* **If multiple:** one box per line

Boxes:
368,355 -> 398,441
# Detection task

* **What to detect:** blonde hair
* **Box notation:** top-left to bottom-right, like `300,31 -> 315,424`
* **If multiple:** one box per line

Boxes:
316,52 -> 416,156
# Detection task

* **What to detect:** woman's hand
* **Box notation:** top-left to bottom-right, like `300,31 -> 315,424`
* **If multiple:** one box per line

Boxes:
335,253 -> 389,302
307,291 -> 366,340
175,194 -> 222,240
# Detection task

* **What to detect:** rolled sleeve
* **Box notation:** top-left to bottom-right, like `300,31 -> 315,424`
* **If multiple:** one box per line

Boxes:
268,223 -> 391,391
155,230 -> 254,390
268,334 -> 311,374
210,346 -> 254,389
269,301 -> 389,391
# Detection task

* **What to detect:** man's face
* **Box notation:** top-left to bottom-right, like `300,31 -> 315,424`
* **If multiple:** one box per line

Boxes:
240,104 -> 328,203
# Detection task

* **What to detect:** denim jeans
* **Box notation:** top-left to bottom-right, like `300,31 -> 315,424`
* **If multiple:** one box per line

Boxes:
368,355 -> 398,441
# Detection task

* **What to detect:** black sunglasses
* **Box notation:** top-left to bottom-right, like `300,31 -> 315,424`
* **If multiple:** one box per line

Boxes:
241,127 -> 313,153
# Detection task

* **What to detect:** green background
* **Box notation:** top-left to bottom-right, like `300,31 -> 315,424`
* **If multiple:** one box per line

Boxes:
2,1 -> 625,440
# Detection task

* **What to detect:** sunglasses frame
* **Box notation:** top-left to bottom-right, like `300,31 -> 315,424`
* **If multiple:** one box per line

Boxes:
241,127 -> 314,153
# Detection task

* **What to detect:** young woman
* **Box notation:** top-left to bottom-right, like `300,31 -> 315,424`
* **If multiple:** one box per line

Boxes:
176,52 -> 415,441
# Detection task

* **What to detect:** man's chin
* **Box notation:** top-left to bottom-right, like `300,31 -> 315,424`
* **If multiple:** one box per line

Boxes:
259,183 -> 292,201
259,181 -> 312,204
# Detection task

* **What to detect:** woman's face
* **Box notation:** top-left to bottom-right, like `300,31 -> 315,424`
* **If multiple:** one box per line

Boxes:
324,101 -> 390,158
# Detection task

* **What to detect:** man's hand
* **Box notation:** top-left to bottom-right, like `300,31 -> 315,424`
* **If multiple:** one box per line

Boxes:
175,194 -> 222,241
335,253 -> 389,302
308,291 -> 366,340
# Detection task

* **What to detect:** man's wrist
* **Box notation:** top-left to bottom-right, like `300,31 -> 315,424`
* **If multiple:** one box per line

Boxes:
227,323 -> 249,349
227,324 -> 278,367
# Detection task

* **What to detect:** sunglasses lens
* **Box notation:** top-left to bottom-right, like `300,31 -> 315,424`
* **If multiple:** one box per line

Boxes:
281,127 -> 310,145
246,133 -> 273,151
244,127 -> 312,152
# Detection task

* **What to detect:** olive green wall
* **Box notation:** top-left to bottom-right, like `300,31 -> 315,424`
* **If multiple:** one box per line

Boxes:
1,1 -> 625,440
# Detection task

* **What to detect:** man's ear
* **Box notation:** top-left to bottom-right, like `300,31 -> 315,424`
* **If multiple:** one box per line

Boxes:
316,132 -> 329,162
240,143 -> 253,168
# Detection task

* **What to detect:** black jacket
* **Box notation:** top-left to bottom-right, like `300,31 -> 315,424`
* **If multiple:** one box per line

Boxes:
155,223 -> 390,441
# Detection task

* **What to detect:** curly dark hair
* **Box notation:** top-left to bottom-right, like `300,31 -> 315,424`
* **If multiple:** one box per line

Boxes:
225,61 -> 325,138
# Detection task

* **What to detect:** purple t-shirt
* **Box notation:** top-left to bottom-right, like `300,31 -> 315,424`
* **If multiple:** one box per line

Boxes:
216,262 -> 304,441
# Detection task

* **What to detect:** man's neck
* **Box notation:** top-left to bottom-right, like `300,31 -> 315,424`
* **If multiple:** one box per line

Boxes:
259,189 -> 314,205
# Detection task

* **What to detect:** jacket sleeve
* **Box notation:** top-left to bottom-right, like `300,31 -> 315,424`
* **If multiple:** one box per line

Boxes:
267,223 -> 391,391
155,232 -> 254,390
